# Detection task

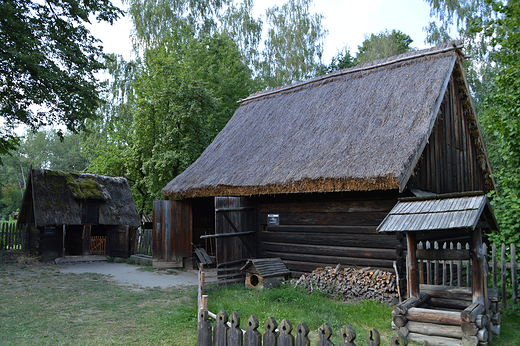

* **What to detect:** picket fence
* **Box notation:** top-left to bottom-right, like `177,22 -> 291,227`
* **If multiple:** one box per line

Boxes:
197,309 -> 404,346
416,241 -> 518,310
0,222 -> 25,251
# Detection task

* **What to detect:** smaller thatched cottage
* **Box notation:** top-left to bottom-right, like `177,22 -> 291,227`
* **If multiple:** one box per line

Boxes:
18,169 -> 141,262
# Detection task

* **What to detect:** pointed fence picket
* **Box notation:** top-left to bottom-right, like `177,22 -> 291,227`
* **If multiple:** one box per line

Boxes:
197,309 -> 400,346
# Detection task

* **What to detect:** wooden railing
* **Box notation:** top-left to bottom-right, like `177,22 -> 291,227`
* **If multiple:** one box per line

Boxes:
0,222 -> 25,250
89,236 -> 106,255
416,241 -> 518,310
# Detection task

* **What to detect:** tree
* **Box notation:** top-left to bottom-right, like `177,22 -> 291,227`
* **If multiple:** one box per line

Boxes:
0,0 -> 123,156
126,0 -> 228,50
356,29 -> 413,65
260,0 -> 328,88
327,46 -> 357,73
424,0 -> 520,250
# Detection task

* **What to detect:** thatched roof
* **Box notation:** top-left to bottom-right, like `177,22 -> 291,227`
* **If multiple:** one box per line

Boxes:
163,41 -> 493,198
18,169 -> 141,227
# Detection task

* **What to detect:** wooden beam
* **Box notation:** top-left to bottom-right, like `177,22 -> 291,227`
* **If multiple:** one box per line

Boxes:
407,232 -> 420,298
200,231 -> 255,239
417,248 -> 471,260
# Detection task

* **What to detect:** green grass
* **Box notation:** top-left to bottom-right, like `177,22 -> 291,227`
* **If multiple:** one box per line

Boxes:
0,259 -> 518,345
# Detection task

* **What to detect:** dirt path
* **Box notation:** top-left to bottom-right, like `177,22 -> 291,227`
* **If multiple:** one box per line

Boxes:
60,262 -> 199,289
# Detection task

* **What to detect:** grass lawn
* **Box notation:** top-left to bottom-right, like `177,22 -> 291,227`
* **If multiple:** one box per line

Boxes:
0,254 -> 518,345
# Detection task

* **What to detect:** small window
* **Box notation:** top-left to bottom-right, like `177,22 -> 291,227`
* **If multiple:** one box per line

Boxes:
82,200 -> 99,223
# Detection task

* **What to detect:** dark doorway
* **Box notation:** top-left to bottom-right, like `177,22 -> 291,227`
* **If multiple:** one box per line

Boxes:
64,225 -> 84,256
90,225 -> 108,255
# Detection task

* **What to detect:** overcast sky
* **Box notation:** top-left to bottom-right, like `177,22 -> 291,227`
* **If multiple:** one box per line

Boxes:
89,0 -> 434,64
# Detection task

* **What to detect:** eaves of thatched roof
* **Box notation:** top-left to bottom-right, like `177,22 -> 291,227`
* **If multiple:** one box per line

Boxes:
162,41 -> 493,199
18,169 -> 141,228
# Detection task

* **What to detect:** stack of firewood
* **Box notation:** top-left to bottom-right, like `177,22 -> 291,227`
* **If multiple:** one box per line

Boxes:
294,264 -> 398,303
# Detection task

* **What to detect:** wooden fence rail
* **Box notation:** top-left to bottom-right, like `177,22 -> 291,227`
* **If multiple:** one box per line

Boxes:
198,309 -> 407,346
0,222 -> 25,251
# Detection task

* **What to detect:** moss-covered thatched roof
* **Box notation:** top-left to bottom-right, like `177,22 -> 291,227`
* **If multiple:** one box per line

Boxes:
18,169 -> 141,227
162,41 -> 493,199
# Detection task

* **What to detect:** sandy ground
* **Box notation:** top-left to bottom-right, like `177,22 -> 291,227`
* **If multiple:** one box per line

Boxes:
60,262 -> 199,289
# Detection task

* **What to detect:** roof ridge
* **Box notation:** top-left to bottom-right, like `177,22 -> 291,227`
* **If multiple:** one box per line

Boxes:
239,41 -> 463,104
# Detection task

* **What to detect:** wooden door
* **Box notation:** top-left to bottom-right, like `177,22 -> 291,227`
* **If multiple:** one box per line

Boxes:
215,197 -> 256,283
153,200 -> 192,268
108,225 -> 129,258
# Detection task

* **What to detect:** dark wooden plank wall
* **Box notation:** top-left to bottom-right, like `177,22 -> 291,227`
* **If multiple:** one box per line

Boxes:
153,200 -> 192,263
215,197 -> 255,266
257,192 -> 400,277
410,78 -> 486,194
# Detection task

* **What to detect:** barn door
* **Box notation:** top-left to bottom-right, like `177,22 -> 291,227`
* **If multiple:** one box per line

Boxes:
108,225 -> 129,258
153,200 -> 192,268
215,197 -> 256,283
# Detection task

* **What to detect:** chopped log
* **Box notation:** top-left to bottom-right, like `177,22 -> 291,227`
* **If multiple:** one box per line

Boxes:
491,323 -> 500,336
491,312 -> 500,325
405,307 -> 462,326
475,315 -> 488,329
393,315 -> 408,328
406,320 -> 463,339
461,321 -> 478,336
394,294 -> 431,315
461,335 -> 479,346
477,328 -> 489,342
408,333 -> 462,346
461,303 -> 484,323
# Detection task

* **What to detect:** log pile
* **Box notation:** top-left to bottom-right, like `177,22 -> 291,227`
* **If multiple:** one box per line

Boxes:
294,264 -> 398,303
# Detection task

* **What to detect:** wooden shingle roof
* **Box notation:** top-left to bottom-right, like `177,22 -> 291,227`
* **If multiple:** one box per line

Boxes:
241,258 -> 290,277
377,192 -> 498,233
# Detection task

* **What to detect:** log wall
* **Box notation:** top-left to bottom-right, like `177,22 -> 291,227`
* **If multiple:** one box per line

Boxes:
256,191 -> 400,276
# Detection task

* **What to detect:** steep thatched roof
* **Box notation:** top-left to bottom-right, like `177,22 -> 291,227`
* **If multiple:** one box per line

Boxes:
163,41 -> 493,198
18,169 -> 141,227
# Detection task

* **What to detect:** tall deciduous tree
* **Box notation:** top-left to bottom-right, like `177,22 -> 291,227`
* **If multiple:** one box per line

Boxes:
0,0 -> 123,156
356,29 -> 413,65
260,0 -> 328,88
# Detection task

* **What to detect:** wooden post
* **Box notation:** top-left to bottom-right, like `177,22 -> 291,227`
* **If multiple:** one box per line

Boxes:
501,244 -> 507,311
317,323 -> 333,346
512,244 -> 517,306
198,309 -> 212,346
492,244 -> 497,289
457,242 -> 462,287
407,232 -> 420,298
214,310 -> 229,346
471,228 -> 485,305
434,241 -> 439,285
340,325 -> 356,346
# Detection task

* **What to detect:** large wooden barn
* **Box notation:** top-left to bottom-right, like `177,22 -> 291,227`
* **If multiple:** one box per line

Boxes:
18,169 -> 141,262
157,41 -> 498,288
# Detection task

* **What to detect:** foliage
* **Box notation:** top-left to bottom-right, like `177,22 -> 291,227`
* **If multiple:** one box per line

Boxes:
0,0 -> 123,156
476,0 -> 520,252
327,46 -> 357,73
126,0 -> 229,50
218,0 -> 263,76
259,0 -> 328,88
85,24 -> 254,212
356,29 -> 414,65
0,129 -> 87,219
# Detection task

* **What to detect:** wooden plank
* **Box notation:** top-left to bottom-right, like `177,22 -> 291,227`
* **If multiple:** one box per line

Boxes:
262,242 -> 396,260
407,232 -> 420,299
260,211 -> 390,227
260,231 -> 398,249
215,207 -> 255,212
416,248 -> 471,261
264,251 -> 395,269
201,231 -> 255,239
266,224 -> 378,234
